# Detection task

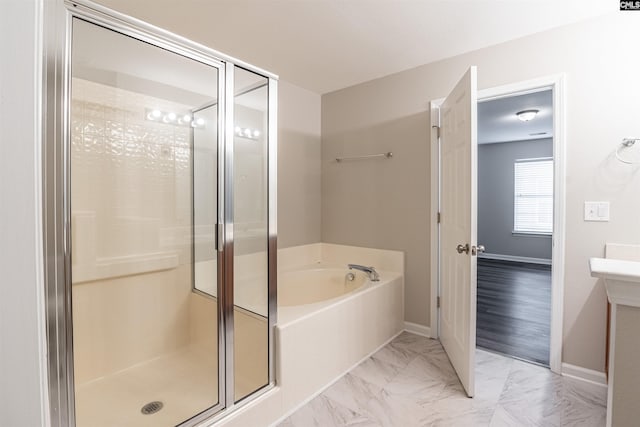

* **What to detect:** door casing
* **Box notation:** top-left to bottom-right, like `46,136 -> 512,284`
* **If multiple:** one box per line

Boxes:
429,73 -> 566,375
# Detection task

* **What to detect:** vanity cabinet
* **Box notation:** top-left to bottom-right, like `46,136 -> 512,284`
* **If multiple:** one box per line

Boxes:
590,245 -> 640,427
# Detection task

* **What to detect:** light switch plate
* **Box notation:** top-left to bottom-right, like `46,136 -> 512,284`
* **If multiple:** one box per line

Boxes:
585,201 -> 610,221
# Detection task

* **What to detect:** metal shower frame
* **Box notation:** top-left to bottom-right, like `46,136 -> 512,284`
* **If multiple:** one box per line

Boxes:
42,1 -> 278,425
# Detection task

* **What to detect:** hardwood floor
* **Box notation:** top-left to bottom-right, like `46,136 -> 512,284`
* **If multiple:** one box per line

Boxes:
476,258 -> 551,366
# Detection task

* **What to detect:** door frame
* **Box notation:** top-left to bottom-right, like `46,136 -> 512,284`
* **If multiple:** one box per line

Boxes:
429,74 -> 566,374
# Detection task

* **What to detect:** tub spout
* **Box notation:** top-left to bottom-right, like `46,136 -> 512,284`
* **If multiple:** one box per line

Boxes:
348,264 -> 380,281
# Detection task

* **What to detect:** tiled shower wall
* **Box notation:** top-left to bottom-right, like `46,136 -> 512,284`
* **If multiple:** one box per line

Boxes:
70,78 -> 192,261
69,78 -> 267,389
70,78 -> 195,384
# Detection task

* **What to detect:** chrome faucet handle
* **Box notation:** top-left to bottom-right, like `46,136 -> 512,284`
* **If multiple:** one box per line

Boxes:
369,267 -> 380,281
347,264 -> 380,281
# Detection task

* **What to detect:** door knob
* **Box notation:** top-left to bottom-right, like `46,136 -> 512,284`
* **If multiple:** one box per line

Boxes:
456,243 -> 469,254
471,244 -> 485,256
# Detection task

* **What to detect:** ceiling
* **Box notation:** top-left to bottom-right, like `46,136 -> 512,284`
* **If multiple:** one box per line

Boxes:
73,18 -> 268,110
93,0 -> 614,94
478,89 -> 552,144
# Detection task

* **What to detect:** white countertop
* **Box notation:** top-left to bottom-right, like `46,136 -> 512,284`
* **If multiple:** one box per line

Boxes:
590,258 -> 640,283
590,257 -> 640,307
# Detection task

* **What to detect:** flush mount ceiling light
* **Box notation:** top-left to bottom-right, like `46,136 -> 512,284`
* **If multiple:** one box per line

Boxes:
516,109 -> 539,122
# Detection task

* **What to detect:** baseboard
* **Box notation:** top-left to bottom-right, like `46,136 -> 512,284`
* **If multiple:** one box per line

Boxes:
404,321 -> 432,338
479,252 -> 552,266
562,362 -> 608,388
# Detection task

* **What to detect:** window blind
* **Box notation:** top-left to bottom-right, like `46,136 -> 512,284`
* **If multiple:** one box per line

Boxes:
514,158 -> 553,234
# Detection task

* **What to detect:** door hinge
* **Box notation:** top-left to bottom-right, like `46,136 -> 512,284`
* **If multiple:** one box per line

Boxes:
432,125 -> 440,139
437,212 -> 441,223
437,296 -> 441,308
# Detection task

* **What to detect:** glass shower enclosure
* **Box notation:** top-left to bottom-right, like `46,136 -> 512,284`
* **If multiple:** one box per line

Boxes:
43,2 -> 277,426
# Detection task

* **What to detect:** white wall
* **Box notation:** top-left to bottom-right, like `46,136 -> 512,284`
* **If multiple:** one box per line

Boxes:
278,81 -> 322,248
321,109 -> 430,326
0,0 -> 47,425
322,12 -> 640,372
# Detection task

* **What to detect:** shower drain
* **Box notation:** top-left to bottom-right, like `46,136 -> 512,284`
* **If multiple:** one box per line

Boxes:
140,401 -> 163,415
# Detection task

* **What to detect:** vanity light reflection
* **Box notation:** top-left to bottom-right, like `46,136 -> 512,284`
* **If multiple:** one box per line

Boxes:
145,108 -> 205,128
145,108 -> 259,138
234,126 -> 260,140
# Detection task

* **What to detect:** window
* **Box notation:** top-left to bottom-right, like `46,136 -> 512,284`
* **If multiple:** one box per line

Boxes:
514,158 -> 553,234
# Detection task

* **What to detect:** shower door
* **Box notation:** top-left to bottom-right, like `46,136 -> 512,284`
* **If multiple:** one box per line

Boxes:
69,18 -> 224,426
44,3 -> 277,425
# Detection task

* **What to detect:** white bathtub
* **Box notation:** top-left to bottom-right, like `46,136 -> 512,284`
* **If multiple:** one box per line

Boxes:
271,243 -> 405,423
211,243 -> 404,427
278,267 -> 367,306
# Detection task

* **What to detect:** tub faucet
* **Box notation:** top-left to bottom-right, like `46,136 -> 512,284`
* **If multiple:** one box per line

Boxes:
348,264 -> 380,281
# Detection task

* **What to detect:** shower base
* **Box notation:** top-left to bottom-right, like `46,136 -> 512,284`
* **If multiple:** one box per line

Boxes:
73,290 -> 268,426
74,346 -> 218,427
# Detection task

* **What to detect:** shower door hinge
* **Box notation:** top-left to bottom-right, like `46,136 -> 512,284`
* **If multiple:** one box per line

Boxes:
432,125 -> 441,139
437,296 -> 441,308
437,212 -> 441,223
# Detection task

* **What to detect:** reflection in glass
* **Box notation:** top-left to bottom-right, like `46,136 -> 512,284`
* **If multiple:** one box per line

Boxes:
70,19 -> 219,426
193,104 -> 218,298
233,68 -> 270,401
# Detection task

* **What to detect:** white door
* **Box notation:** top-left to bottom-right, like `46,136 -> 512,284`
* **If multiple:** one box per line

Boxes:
439,66 -> 478,397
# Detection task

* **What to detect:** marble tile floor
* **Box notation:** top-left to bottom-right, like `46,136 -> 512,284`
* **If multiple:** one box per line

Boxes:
278,332 -> 606,427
